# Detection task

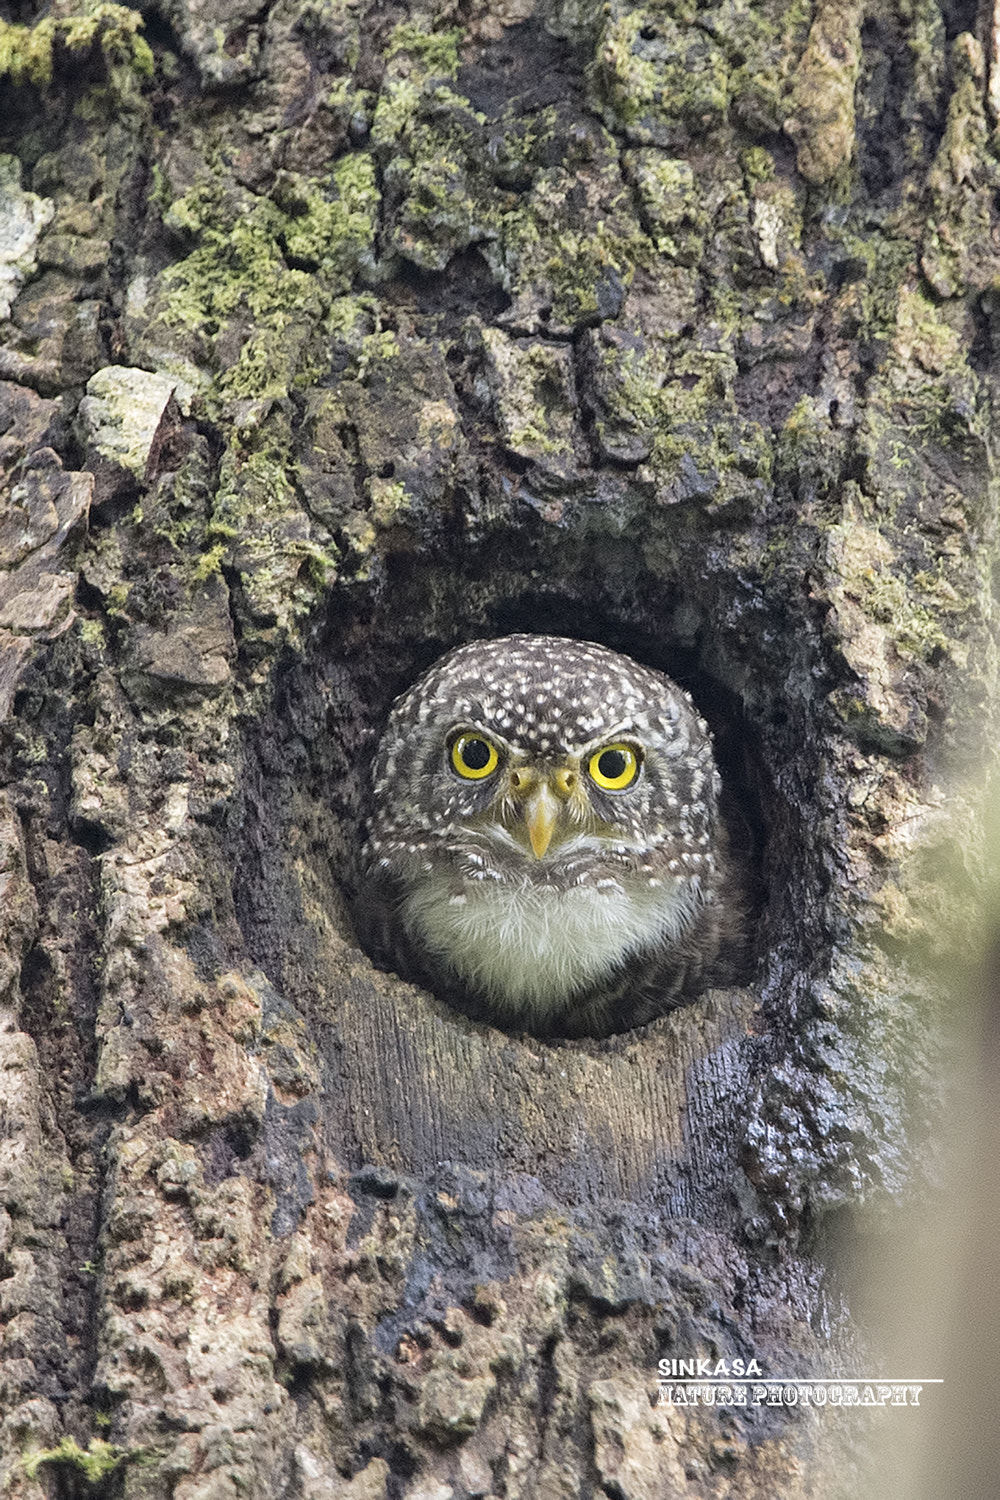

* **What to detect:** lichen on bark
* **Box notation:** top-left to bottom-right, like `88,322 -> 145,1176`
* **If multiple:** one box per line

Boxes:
0,0 -> 998,1496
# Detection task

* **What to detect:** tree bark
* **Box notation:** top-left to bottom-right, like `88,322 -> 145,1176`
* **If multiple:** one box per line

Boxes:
0,0 -> 997,1496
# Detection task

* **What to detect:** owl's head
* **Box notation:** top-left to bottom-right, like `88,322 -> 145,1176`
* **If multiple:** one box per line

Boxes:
368,633 -> 718,878
361,634 -> 726,1030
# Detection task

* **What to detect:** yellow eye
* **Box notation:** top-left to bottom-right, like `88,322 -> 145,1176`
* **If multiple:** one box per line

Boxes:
450,733 -> 500,780
588,743 -> 639,791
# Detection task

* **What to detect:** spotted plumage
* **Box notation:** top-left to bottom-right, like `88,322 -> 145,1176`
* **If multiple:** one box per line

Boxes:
357,634 -> 731,1037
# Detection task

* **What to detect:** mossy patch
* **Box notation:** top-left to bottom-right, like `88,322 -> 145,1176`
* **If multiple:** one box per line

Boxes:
892,284 -> 965,375
384,19 -> 463,79
159,153 -> 379,400
775,395 -> 846,506
623,151 -> 708,265
371,19 -> 500,274
585,323 -> 770,508
280,154 -> 381,286
593,4 -> 730,145
164,154 -> 378,320
826,507 -> 953,661
370,22 -> 652,325
824,227 -> 914,348
857,368 -> 990,538
785,0 -> 864,188
377,99 -> 498,272
489,126 -> 648,335
212,416 -> 339,636
23,1436 -> 132,1483
725,0 -> 811,134
479,327 -> 580,476
921,33 -> 999,299
0,1 -> 153,92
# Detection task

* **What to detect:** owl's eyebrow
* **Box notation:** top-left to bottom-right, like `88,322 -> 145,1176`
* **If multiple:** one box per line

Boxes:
572,721 -> 639,753
443,720 -> 514,750
440,718 -> 645,760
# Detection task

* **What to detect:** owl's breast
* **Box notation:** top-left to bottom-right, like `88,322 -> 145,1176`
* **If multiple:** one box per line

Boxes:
398,854 -> 706,1022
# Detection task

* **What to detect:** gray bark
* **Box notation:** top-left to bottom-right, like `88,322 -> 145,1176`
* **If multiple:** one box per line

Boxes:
0,0 -> 997,1495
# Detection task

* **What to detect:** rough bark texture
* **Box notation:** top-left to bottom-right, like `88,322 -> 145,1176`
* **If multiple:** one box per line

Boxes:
0,0 -> 997,1495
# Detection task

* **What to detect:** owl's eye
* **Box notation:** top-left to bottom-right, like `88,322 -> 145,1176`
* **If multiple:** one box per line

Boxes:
450,733 -> 500,780
588,743 -> 640,791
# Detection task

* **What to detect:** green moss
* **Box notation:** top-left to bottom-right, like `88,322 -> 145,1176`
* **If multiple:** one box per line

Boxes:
326,292 -> 378,344
624,151 -> 708,263
371,75 -> 423,147
191,542 -> 226,581
23,1437 -> 130,1483
507,422 -> 562,455
776,395 -> 844,499
374,73 -> 493,271
282,152 -> 380,284
786,0 -> 863,189
163,190 -> 309,331
488,132 -> 650,333
78,618 -> 106,648
326,74 -> 372,126
858,569 -> 950,658
291,0 -> 361,71
920,34 -> 995,299
597,11 -> 658,129
0,17 -> 55,84
911,566 -> 972,616
502,199 -> 640,318
591,333 -> 771,507
478,328 -> 579,475
857,358 -> 989,555
826,497 -> 957,662
107,582 -> 130,619
385,19 -> 462,78
367,476 -> 409,525
0,2 -> 153,89
594,6 -> 729,144
371,15 -> 652,302
741,146 -> 775,186
356,329 -> 399,376
899,0 -> 946,116
824,227 -> 913,346
214,443 -> 296,530
210,419 -> 340,635
164,156 -> 378,333
627,345 -> 721,442
725,0 -> 810,134
159,155 -> 379,401
371,17 -> 467,153
891,283 -> 965,374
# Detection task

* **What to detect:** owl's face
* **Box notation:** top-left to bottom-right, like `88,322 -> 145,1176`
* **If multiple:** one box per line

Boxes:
363,634 -> 722,1028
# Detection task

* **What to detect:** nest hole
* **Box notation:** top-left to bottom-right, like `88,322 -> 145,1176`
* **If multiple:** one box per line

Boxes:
226,536 -> 800,1046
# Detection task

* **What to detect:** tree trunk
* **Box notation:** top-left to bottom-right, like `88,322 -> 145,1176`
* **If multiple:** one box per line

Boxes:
0,0 -> 996,1496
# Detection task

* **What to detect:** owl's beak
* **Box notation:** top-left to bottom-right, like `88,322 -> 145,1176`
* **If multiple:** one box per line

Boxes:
514,766 -> 577,859
523,783 -> 560,859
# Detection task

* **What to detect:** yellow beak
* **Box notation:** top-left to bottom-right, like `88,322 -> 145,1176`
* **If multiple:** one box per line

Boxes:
523,782 -> 560,859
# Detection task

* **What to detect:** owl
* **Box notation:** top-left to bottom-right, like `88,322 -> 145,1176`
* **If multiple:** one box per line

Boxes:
357,634 -> 730,1037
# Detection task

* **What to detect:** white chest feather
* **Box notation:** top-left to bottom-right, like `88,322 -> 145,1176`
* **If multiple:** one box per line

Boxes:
400,864 -> 703,1020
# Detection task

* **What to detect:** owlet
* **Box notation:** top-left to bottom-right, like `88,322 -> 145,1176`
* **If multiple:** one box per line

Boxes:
357,634 -> 729,1037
